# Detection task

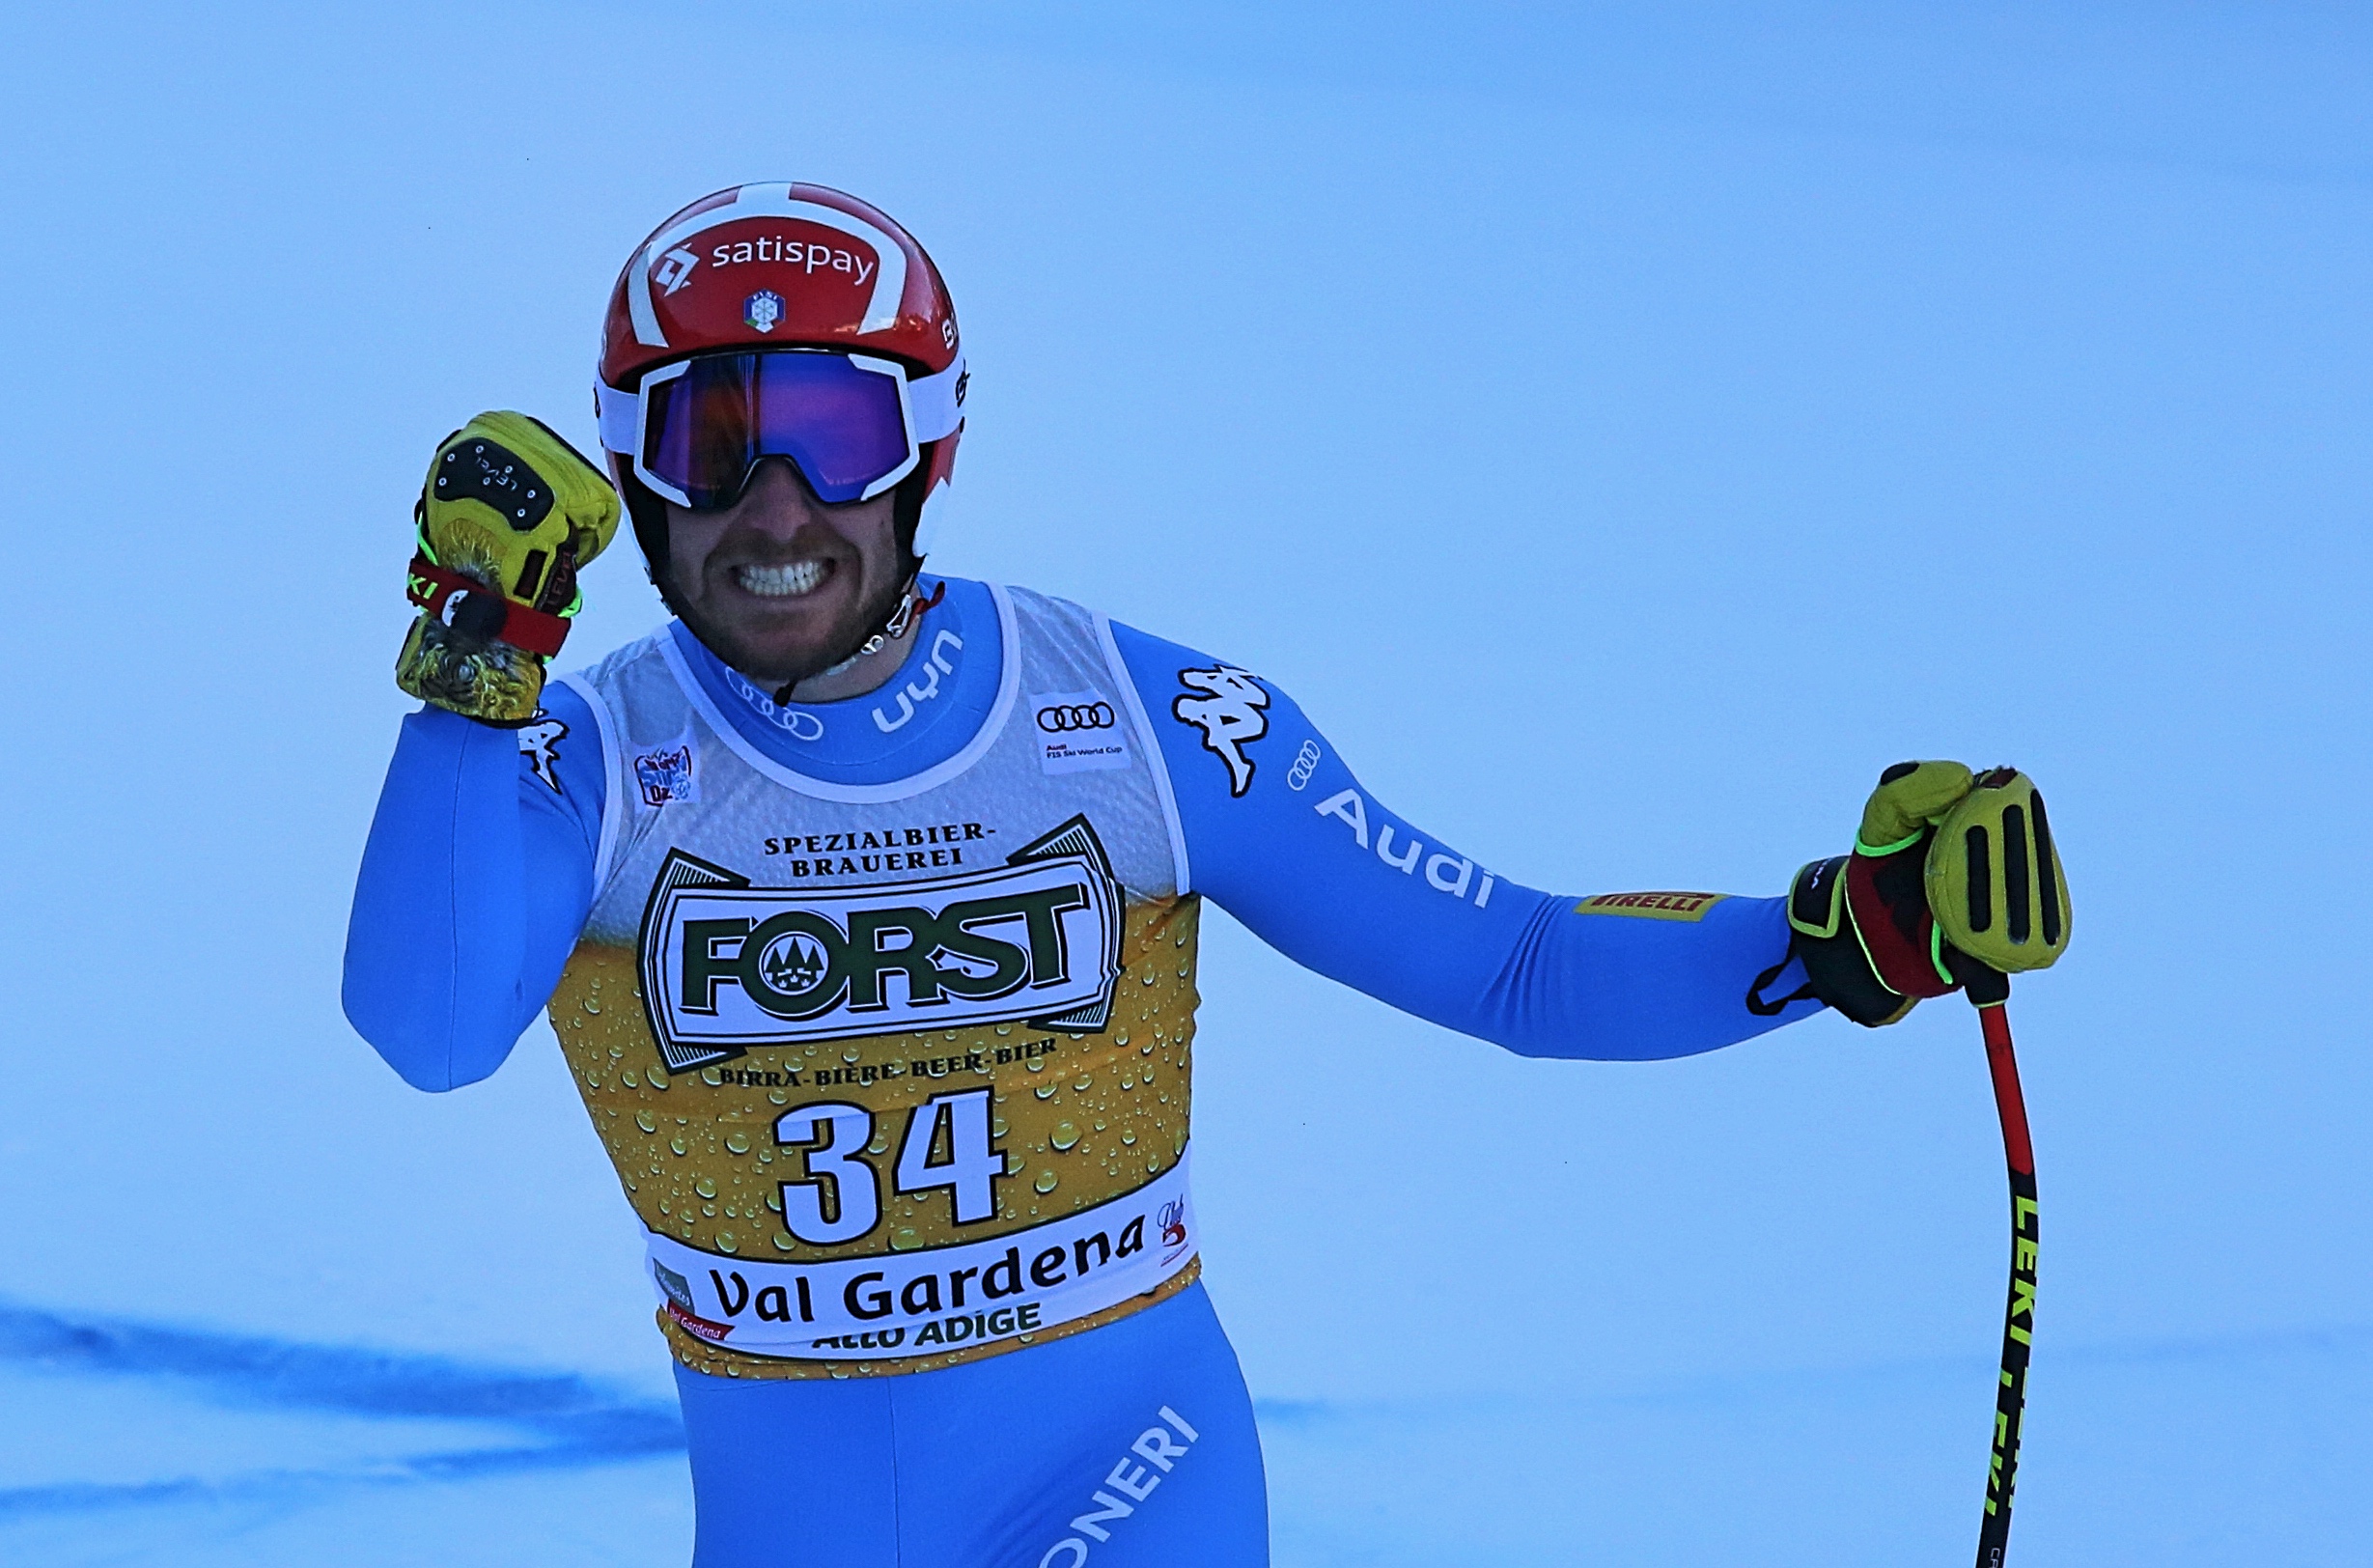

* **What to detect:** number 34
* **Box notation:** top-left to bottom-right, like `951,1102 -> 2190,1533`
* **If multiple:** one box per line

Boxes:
771,1089 -> 1003,1246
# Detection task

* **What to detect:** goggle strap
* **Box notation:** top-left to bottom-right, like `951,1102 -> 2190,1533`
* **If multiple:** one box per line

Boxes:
597,379 -> 639,457
907,354 -> 964,441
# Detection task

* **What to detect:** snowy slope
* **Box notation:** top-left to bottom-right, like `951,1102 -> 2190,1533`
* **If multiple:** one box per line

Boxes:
6,1299 -> 2368,1565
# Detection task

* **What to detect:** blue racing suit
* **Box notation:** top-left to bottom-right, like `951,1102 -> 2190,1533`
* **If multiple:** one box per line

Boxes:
344,575 -> 1823,1565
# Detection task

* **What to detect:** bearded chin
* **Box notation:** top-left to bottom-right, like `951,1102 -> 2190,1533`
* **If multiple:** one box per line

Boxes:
679,566 -> 913,697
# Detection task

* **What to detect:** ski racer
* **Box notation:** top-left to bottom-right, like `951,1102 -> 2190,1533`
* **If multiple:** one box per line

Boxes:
344,182 -> 2049,1567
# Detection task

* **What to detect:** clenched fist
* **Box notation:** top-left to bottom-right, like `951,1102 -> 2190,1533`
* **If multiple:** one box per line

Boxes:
396,411 -> 620,723
1784,762 -> 2070,1024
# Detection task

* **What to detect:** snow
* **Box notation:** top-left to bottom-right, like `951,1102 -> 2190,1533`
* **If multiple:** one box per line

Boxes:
7,1298 -> 2368,1564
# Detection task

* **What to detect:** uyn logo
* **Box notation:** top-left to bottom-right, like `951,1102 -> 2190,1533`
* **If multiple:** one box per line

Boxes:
637,817 -> 1123,1071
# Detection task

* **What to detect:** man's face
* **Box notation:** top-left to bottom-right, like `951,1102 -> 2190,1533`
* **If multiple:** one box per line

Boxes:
663,459 -> 905,686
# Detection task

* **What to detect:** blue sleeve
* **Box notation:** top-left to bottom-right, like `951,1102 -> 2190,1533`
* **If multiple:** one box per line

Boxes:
341,685 -> 605,1090
1111,624 -> 1826,1061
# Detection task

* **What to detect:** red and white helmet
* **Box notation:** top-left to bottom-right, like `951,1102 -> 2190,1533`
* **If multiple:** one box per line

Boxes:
596,182 -> 965,560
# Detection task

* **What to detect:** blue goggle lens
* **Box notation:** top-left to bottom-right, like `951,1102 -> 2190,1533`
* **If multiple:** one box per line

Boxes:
642,351 -> 914,509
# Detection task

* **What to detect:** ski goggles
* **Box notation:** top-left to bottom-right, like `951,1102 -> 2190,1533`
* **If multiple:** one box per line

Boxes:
597,349 -> 964,511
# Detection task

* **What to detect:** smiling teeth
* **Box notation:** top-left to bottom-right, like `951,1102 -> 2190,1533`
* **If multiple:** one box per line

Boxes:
736,560 -> 825,598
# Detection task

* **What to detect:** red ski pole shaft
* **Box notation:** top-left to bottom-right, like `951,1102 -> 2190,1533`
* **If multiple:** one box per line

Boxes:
1974,995 -> 2036,1568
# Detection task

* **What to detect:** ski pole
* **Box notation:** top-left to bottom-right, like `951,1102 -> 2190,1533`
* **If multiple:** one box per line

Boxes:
1967,971 -> 2034,1568
1920,765 -> 2062,1562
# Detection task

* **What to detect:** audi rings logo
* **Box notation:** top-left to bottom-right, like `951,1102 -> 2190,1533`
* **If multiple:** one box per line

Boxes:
1036,702 -> 1116,734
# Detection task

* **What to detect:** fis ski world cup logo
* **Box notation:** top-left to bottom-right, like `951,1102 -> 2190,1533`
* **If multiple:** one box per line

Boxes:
635,816 -> 1125,1071
1033,689 -> 1129,775
743,290 -> 784,333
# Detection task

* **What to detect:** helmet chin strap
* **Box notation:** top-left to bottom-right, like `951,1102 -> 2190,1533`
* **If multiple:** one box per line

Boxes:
772,568 -> 942,703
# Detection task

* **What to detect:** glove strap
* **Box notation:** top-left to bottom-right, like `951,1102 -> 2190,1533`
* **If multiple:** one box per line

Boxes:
1845,850 -> 1957,995
1782,855 -> 1918,1027
405,554 -> 572,658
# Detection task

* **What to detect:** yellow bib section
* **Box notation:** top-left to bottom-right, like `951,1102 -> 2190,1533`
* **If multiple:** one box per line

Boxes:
548,896 -> 1202,1379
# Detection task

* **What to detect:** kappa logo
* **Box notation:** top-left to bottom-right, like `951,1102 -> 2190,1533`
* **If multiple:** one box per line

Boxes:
744,289 -> 784,332
517,713 -> 568,794
1172,666 -> 1270,798
636,816 -> 1125,1071
634,736 -> 699,809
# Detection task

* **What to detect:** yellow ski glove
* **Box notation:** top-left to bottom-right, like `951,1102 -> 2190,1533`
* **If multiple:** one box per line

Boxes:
1926,769 -> 2071,975
396,412 -> 620,724
1784,762 -> 2070,1025
1857,759 -> 1974,854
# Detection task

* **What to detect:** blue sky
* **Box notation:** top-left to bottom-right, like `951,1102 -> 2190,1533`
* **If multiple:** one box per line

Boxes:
1,4 -> 2366,1562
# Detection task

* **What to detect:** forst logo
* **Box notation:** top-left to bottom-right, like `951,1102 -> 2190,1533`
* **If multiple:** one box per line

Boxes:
759,930 -> 826,994
683,882 -> 1093,1022
638,817 -> 1124,1071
